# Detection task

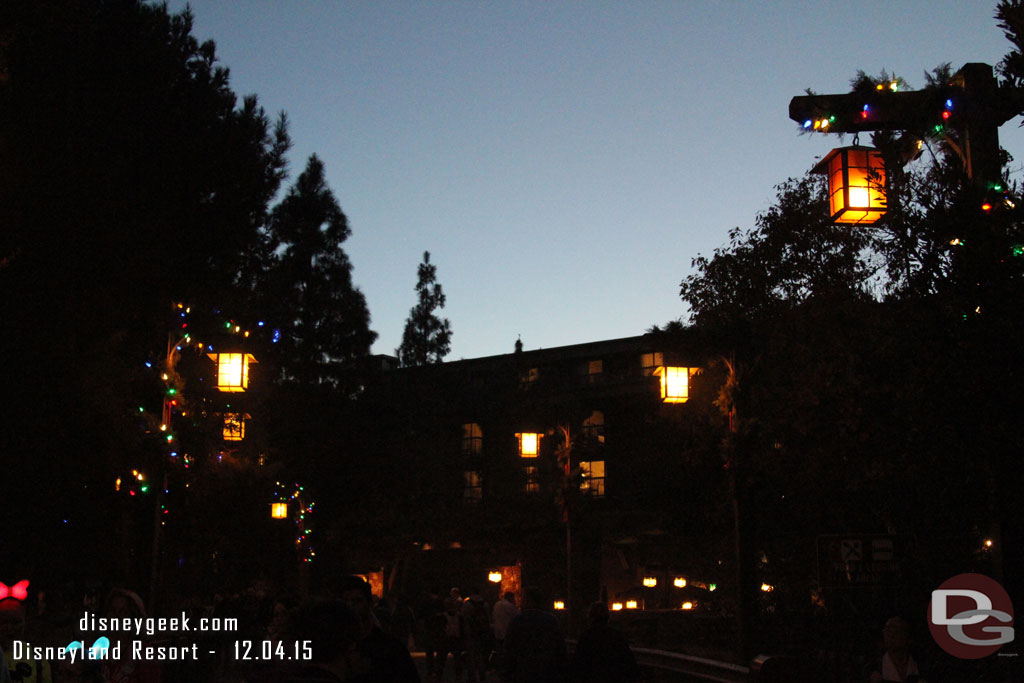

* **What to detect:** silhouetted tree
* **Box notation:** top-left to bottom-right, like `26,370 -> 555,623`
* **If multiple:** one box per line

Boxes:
396,251 -> 453,366
260,155 -> 377,391
675,39 -> 1024,663
0,0 -> 289,575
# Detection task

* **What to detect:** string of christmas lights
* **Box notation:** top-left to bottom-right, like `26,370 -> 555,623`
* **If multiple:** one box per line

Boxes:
273,481 -> 316,563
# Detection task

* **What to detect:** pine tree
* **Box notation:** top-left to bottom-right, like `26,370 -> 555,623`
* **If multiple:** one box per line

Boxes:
397,251 -> 453,366
262,155 -> 377,389
1,0 -> 291,570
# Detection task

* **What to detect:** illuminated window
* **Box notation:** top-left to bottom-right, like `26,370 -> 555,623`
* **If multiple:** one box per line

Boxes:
223,413 -> 247,441
517,432 -> 541,457
586,359 -> 603,383
207,353 -> 257,392
523,466 -> 539,493
463,471 -> 482,503
640,352 -> 664,376
582,410 -> 605,443
655,366 -> 696,403
520,367 -> 539,387
580,460 -> 605,497
462,423 -> 482,455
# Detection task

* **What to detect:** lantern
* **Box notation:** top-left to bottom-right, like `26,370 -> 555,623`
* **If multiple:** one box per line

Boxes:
223,413 -> 247,441
271,503 -> 288,519
674,577 -> 687,588
655,367 -> 696,403
813,145 -> 887,225
516,432 -> 541,457
488,571 -> 503,583
553,601 -> 565,610
207,353 -> 257,392
642,576 -> 658,588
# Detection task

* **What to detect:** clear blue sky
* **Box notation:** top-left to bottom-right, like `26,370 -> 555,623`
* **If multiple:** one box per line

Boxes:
167,0 -> 1024,360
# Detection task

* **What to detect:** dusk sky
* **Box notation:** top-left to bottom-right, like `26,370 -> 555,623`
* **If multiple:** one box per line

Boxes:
166,1 -> 1024,361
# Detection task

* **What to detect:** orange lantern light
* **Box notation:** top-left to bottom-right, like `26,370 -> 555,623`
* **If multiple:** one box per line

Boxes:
813,146 -> 887,225
207,353 -> 257,392
516,432 -> 541,457
655,366 -> 696,403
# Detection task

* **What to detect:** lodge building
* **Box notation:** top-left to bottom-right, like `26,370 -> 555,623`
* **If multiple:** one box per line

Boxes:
364,332 -> 731,619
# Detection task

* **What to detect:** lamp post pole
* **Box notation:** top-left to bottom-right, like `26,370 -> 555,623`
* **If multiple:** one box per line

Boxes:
148,332 -> 183,614
557,424 -> 573,633
788,60 -> 1023,612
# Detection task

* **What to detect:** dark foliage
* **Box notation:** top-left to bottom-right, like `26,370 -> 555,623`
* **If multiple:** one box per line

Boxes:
259,155 -> 377,391
396,251 -> 453,367
0,0 -> 289,579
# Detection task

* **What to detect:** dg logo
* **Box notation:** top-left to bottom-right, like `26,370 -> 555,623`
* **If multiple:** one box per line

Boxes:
928,573 -> 1015,659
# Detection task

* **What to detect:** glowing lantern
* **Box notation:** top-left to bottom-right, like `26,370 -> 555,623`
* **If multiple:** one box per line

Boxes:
488,571 -> 503,583
517,432 -> 541,457
655,366 -> 696,403
642,576 -> 658,588
223,413 -> 247,441
207,353 -> 257,392
682,601 -> 695,610
761,583 -> 775,593
625,600 -> 639,609
611,602 -> 623,611
271,503 -> 288,519
674,577 -> 687,588
553,601 -> 565,610
812,146 -> 887,225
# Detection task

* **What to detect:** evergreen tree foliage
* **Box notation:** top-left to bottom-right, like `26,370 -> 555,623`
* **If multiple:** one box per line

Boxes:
675,27 -> 1024,642
397,251 -> 453,366
0,0 -> 290,572
261,155 -> 377,390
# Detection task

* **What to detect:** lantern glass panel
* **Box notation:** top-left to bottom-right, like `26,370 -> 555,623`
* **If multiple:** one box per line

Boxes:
518,432 -> 540,457
223,413 -> 246,441
656,366 -> 693,403
208,353 -> 256,392
821,147 -> 887,224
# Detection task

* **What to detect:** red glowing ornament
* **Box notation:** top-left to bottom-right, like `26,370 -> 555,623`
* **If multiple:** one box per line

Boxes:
0,580 -> 29,601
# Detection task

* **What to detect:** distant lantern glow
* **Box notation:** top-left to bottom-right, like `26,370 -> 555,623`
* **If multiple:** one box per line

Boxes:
674,577 -> 687,588
271,503 -> 288,519
643,576 -> 658,588
761,583 -> 775,593
682,602 -> 695,610
655,366 -> 696,403
812,146 -> 887,225
625,600 -> 639,610
611,602 -> 624,611
207,353 -> 257,392
553,601 -> 565,610
223,414 -> 246,441
517,432 -> 541,457
488,571 -> 503,583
